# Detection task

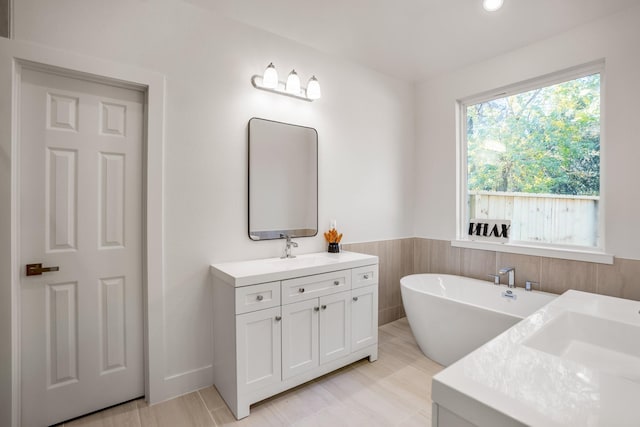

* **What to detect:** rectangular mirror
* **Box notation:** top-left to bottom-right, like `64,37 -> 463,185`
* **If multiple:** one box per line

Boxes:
248,118 -> 318,240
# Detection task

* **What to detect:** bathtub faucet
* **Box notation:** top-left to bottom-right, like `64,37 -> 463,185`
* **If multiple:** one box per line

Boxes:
499,267 -> 515,288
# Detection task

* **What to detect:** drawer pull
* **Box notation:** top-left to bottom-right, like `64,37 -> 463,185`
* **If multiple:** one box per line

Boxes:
353,296 -> 359,302
321,304 -> 327,310
333,280 -> 340,286
363,274 -> 369,280
256,295 -> 264,301
275,316 -> 282,321
299,288 -> 305,293
314,306 -> 320,312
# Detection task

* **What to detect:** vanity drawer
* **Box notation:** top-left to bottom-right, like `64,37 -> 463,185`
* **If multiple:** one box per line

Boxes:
235,281 -> 281,314
281,270 -> 351,304
352,264 -> 378,289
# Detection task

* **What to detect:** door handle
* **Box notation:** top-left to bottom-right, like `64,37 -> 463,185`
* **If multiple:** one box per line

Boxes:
26,263 -> 60,276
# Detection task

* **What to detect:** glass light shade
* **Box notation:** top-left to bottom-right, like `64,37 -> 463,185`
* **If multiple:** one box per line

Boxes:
306,76 -> 321,100
262,63 -> 278,89
483,0 -> 503,11
285,70 -> 301,95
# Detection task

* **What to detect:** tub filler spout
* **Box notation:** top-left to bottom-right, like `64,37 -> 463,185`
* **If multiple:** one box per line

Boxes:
499,267 -> 515,288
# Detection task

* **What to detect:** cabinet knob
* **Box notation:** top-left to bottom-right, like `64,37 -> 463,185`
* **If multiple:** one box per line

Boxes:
363,274 -> 369,280
321,304 -> 327,310
299,288 -> 305,293
352,296 -> 359,302
333,280 -> 340,286
256,295 -> 264,301
275,316 -> 282,321
314,306 -> 320,311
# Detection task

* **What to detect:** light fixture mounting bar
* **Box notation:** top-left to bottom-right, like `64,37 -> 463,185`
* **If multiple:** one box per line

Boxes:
251,75 -> 314,102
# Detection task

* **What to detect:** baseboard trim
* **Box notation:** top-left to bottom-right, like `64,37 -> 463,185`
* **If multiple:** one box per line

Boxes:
156,365 -> 213,404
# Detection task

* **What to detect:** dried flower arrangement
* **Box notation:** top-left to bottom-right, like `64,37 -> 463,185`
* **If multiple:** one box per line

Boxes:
324,228 -> 343,244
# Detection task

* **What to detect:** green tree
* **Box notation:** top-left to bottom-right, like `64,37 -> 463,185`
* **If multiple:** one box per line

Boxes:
467,74 -> 600,196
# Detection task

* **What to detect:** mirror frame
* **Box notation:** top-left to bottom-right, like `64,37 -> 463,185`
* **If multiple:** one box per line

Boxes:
248,117 -> 319,241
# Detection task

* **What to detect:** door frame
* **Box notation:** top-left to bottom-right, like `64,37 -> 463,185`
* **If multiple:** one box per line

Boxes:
1,38 -> 166,427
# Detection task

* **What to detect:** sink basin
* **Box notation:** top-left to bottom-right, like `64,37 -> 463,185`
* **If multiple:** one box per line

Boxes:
268,254 -> 340,269
523,311 -> 640,382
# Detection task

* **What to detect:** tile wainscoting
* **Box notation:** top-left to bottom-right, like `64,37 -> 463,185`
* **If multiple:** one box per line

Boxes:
344,238 -> 640,326
342,239 -> 414,325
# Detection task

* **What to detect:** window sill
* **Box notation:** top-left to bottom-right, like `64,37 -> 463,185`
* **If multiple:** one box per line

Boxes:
451,240 -> 614,265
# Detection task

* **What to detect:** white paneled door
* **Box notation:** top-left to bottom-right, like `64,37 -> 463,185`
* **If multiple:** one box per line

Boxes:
19,67 -> 144,427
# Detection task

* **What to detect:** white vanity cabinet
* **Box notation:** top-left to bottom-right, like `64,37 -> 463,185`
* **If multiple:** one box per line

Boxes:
351,285 -> 378,352
236,306 -> 281,392
211,252 -> 379,420
282,289 -> 353,380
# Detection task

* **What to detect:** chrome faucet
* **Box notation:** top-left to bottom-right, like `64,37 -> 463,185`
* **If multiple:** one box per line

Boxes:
280,234 -> 298,259
499,267 -> 515,288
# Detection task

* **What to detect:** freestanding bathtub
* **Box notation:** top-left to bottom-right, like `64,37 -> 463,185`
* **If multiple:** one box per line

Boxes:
400,274 -> 556,366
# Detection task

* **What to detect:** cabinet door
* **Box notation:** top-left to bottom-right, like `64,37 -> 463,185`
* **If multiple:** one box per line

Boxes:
351,285 -> 378,352
282,299 -> 319,379
236,306 -> 282,394
319,291 -> 351,364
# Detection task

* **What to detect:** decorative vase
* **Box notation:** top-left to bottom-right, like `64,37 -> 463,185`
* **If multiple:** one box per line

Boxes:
328,242 -> 340,253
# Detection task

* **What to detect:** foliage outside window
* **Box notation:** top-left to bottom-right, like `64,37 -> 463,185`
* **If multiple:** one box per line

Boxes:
463,68 -> 601,248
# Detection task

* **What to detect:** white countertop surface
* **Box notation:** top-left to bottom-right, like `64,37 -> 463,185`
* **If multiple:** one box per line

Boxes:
210,251 -> 378,287
432,290 -> 640,427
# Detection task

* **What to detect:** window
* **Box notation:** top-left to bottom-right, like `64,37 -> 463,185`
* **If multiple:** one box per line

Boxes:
460,64 -> 602,249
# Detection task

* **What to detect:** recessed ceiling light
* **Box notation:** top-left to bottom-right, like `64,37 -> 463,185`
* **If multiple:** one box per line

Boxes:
483,0 -> 504,12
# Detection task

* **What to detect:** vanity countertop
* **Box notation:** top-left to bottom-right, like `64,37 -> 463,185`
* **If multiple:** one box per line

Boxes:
432,290 -> 640,427
210,251 -> 378,287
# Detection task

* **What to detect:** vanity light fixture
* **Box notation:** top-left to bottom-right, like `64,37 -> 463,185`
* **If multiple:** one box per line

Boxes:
306,76 -> 321,100
262,62 -> 278,89
285,69 -> 301,95
251,63 -> 321,102
483,0 -> 504,11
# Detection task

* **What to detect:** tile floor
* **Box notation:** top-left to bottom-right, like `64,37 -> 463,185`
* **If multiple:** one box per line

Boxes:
60,318 -> 443,427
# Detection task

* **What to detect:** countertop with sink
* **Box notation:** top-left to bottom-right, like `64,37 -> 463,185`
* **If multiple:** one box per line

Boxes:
210,250 -> 377,287
432,290 -> 640,426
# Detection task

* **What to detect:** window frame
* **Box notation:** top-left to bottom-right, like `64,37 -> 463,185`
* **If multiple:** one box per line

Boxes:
455,60 -> 612,264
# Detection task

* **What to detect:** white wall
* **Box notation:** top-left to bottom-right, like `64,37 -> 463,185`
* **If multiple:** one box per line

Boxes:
8,0 -> 415,406
414,5 -> 640,260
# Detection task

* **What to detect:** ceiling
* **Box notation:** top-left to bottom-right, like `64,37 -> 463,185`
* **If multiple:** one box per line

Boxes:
190,0 -> 639,82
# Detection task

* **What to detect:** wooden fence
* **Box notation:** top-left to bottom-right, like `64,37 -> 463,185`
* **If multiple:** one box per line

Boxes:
468,191 -> 599,247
